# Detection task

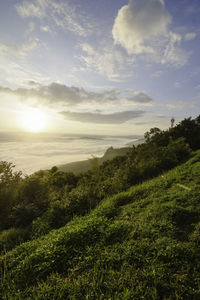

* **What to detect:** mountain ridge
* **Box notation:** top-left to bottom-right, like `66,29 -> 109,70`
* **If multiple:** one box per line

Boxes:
58,146 -> 130,174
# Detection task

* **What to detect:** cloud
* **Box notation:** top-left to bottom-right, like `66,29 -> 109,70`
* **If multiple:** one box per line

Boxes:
165,101 -> 196,110
15,0 -> 92,37
0,39 -> 40,58
0,132 -> 142,174
126,92 -> 153,104
26,80 -> 42,87
40,25 -> 53,34
162,32 -> 188,66
0,83 -> 153,107
0,83 -> 89,106
112,0 -> 188,66
112,0 -> 171,54
16,0 -> 46,18
60,110 -> 145,124
184,32 -> 197,41
25,22 -> 35,36
79,43 -> 134,80
0,57 -> 49,87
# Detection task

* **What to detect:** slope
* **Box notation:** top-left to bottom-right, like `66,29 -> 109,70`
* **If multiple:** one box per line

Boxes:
1,151 -> 200,299
58,147 -> 130,174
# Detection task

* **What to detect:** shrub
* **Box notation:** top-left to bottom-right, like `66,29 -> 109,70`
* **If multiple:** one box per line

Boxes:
0,227 -> 29,251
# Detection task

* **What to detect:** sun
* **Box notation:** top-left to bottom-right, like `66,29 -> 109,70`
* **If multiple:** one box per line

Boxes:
21,108 -> 48,132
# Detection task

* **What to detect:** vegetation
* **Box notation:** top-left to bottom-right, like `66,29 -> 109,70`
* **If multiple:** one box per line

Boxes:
0,115 -> 200,298
1,149 -> 200,298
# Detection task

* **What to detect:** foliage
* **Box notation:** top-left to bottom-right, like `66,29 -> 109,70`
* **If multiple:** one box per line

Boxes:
1,151 -> 200,298
0,227 -> 29,251
144,116 -> 200,150
0,162 -> 22,230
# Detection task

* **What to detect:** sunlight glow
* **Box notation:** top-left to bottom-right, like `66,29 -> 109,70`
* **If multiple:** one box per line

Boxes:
20,108 -> 48,132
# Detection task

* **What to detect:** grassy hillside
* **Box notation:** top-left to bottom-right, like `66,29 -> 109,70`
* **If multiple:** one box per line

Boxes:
58,146 -> 130,174
1,150 -> 200,299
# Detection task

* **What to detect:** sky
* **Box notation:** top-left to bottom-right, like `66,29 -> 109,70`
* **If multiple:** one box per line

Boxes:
0,0 -> 200,136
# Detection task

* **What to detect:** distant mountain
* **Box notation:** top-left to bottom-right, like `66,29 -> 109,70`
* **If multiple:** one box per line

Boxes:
58,138 -> 146,174
58,146 -> 130,174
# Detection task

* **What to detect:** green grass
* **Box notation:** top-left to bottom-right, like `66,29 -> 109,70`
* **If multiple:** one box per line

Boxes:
1,151 -> 200,299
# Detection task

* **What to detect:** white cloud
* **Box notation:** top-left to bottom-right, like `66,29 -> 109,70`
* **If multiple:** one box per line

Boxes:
0,59 -> 49,88
16,0 -> 92,37
162,32 -> 187,66
16,0 -> 46,18
184,32 -> 197,41
25,22 -> 35,37
79,43 -> 134,80
112,0 -> 171,54
0,38 -> 40,58
40,25 -> 54,34
0,40 -> 51,88
81,43 -> 96,56
112,0 -> 188,66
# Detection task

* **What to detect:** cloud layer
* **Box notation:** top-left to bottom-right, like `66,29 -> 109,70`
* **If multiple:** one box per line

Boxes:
0,83 -> 153,107
0,83 -> 149,124
60,110 -> 145,124
0,133 -> 140,174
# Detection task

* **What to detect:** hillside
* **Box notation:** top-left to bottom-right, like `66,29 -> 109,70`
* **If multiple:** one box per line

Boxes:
1,150 -> 200,299
58,146 -> 130,174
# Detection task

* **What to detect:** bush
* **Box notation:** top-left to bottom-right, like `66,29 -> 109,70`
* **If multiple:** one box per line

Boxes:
0,227 -> 29,251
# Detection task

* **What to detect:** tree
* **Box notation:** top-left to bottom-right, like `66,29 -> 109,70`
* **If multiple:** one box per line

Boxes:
144,127 -> 162,143
0,162 -> 22,229
0,161 -> 22,187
